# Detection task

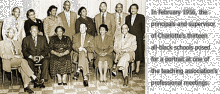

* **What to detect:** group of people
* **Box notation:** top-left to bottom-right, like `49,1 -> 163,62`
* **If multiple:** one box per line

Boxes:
0,1 -> 145,93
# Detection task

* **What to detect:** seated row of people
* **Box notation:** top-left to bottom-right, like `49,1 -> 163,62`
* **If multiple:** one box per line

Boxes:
0,23 -> 137,93
1,2 -> 144,83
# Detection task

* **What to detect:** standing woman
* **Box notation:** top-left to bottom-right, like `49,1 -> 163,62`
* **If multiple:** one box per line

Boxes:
44,5 -> 63,43
94,24 -> 114,82
125,4 -> 145,74
75,7 -> 96,36
49,26 -> 72,85
24,9 -> 44,36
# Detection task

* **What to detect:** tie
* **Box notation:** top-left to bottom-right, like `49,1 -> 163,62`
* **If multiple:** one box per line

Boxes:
34,37 -> 37,47
119,14 -> 121,25
102,13 -> 105,24
11,41 -> 16,55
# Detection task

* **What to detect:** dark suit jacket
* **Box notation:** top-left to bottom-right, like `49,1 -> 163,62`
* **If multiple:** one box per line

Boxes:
24,18 -> 44,36
58,11 -> 77,40
22,35 -> 49,58
125,14 -> 145,38
94,12 -> 116,37
75,17 -> 96,36
72,33 -> 94,53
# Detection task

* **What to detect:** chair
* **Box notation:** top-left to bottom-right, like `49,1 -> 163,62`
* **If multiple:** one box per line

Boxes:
34,63 -> 42,77
116,60 -> 134,79
71,51 -> 95,80
2,67 -> 19,86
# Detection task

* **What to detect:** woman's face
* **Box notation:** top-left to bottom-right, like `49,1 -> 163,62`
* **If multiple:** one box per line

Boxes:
100,27 -> 106,36
28,12 -> 36,21
131,6 -> 138,15
50,8 -> 57,16
81,9 -> 87,17
57,28 -> 63,37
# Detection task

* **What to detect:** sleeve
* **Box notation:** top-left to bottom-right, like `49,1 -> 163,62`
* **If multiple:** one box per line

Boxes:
106,37 -> 114,55
22,38 -> 31,58
94,16 -> 99,36
94,36 -> 102,54
49,36 -> 54,52
21,20 -> 26,40
0,41 -> 14,59
43,18 -> 49,36
41,36 -> 49,57
24,20 -> 29,36
2,18 -> 8,40
141,15 -> 145,37
113,36 -> 120,54
111,14 -> 116,35
58,17 -> 63,27
66,36 -> 72,52
125,16 -> 128,26
75,19 -> 80,34
39,20 -> 45,35
72,13 -> 77,35
72,35 -> 79,52
124,36 -> 137,52
85,36 -> 94,53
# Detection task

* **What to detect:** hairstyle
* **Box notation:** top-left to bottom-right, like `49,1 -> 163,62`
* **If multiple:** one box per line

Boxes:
99,2 -> 107,12
128,4 -> 139,14
12,7 -> 20,15
99,24 -> 108,32
47,5 -> 58,16
26,9 -> 35,18
55,26 -> 65,33
63,0 -> 71,9
30,25 -> 39,32
78,7 -> 86,16
121,24 -> 129,31
115,3 -> 123,12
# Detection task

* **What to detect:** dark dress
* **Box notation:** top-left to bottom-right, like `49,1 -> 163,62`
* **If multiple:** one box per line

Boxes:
49,35 -> 72,77
75,16 -> 96,36
125,14 -> 145,62
24,18 -> 44,36
94,35 -> 114,67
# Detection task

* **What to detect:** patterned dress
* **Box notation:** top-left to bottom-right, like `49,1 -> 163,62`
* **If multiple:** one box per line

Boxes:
49,35 -> 72,77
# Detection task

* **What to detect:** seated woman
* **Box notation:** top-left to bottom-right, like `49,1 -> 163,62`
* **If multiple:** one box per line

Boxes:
49,26 -> 72,85
94,24 -> 114,82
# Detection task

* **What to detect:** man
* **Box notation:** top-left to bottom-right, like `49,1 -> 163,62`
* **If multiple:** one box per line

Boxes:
113,3 -> 129,36
72,23 -> 94,87
0,28 -> 42,93
22,25 -> 50,84
94,2 -> 116,37
58,0 -> 77,40
2,7 -> 25,44
113,24 -> 137,86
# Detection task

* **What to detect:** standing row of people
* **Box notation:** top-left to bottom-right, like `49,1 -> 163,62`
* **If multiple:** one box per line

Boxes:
0,1 -> 145,93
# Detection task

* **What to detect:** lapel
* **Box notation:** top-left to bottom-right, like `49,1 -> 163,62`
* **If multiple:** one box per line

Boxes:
62,12 -> 68,27
98,13 -> 101,24
70,11 -> 73,27
106,12 -> 110,24
132,14 -> 138,26
83,34 -> 89,47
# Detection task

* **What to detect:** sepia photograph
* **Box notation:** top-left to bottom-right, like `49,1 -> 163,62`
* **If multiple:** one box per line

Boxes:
0,0 -> 146,93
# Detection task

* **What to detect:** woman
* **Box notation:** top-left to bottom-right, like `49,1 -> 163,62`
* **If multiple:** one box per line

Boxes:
49,26 -> 72,85
24,9 -> 44,36
44,5 -> 63,43
94,24 -> 114,82
125,4 -> 145,74
75,7 -> 96,36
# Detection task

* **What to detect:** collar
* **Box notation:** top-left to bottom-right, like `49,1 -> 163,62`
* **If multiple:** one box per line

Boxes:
64,10 -> 70,14
101,12 -> 107,16
132,14 -> 137,17
116,12 -> 122,16
81,33 -> 86,36
32,36 -> 37,40
48,16 -> 58,19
